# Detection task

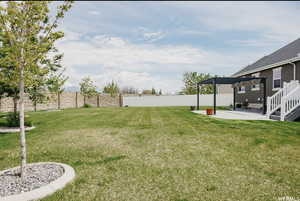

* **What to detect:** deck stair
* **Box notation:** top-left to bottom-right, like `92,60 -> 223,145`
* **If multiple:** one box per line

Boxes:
267,80 -> 300,121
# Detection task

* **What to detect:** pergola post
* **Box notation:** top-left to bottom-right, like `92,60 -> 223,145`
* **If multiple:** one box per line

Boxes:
262,78 -> 267,114
233,87 -> 236,111
197,83 -> 200,110
213,78 -> 216,115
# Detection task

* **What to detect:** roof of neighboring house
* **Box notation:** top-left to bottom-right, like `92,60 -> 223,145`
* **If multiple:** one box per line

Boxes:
233,38 -> 300,77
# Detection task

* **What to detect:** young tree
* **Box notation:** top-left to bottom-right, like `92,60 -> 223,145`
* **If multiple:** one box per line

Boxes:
121,86 -> 138,94
27,76 -> 47,112
0,40 -> 19,113
47,69 -> 68,109
0,1 -> 73,180
159,89 -> 162,95
142,89 -> 152,95
151,87 -> 156,95
103,80 -> 119,97
0,81 -> 19,113
79,76 -> 97,104
182,72 -> 214,94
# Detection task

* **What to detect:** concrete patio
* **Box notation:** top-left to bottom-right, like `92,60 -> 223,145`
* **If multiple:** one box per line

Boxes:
192,110 -> 271,121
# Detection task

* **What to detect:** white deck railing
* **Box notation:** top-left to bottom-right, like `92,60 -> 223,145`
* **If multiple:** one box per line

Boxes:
267,80 -> 299,118
281,86 -> 300,121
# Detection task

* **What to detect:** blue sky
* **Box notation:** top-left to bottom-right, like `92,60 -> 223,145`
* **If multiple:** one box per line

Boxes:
56,1 -> 300,93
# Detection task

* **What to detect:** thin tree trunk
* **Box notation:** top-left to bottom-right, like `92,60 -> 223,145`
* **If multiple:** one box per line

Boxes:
13,98 -> 18,114
19,68 -> 26,180
34,100 -> 37,112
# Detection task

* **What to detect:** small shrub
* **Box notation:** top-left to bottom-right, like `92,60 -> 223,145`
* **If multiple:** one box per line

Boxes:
236,103 -> 242,108
6,112 -> 33,127
190,106 -> 195,110
83,104 -> 92,108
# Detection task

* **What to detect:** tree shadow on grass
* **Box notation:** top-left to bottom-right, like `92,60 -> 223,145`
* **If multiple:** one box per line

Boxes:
72,155 -> 126,167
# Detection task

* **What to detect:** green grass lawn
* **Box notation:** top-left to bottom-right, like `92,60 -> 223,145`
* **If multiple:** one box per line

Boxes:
0,107 -> 299,201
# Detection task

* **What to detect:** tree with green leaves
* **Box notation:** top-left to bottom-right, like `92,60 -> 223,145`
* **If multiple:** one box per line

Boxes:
0,80 -> 19,113
142,89 -> 152,95
159,89 -> 162,95
0,39 -> 19,113
26,75 -> 48,112
47,69 -> 68,109
151,87 -> 156,95
121,86 -> 138,94
103,80 -> 119,97
182,72 -> 214,94
0,1 -> 73,180
80,76 -> 97,104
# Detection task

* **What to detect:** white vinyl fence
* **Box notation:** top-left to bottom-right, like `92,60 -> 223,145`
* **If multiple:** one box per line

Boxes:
123,94 -> 233,107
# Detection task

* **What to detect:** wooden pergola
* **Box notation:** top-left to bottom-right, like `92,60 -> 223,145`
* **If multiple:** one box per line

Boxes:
197,77 -> 267,114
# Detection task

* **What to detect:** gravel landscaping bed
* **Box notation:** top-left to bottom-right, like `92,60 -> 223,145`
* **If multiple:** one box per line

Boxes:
0,163 -> 64,197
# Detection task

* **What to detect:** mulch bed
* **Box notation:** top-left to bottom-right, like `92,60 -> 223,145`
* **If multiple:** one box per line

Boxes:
0,163 -> 64,197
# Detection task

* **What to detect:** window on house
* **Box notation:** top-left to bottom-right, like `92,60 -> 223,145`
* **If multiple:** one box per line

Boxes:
273,67 -> 282,89
238,86 -> 245,93
251,72 -> 260,91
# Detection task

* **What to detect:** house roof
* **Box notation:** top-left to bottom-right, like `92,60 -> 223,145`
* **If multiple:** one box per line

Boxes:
233,38 -> 300,77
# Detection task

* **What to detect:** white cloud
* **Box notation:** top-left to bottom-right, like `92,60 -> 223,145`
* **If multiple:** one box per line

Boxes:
88,10 -> 100,15
58,33 -> 264,93
56,2 -> 300,92
59,29 -> 82,42
228,38 -> 282,48
176,2 -> 300,43
143,31 -> 166,42
135,27 -> 167,43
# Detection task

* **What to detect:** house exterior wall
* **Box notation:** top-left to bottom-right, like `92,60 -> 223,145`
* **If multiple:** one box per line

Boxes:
236,61 -> 300,104
217,84 -> 233,94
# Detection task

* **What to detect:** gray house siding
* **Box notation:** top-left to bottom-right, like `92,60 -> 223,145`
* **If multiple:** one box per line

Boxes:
236,61 -> 300,104
297,61 -> 300,80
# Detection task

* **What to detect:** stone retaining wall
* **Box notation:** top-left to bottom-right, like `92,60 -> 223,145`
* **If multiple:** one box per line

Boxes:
0,92 -> 122,112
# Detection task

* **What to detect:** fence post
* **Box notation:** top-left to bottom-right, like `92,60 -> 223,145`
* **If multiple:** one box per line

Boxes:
97,94 -> 100,107
75,92 -> 78,108
119,94 -> 123,107
57,92 -> 61,110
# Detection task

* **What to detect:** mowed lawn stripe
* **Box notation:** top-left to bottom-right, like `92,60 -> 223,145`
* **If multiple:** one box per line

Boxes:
0,107 -> 299,201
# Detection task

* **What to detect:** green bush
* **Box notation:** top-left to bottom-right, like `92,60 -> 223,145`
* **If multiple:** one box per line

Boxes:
6,112 -> 33,127
83,104 -> 92,108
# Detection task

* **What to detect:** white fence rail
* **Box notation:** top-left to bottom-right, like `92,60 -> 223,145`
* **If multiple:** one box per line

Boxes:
267,80 -> 299,117
123,94 -> 233,107
281,86 -> 300,121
